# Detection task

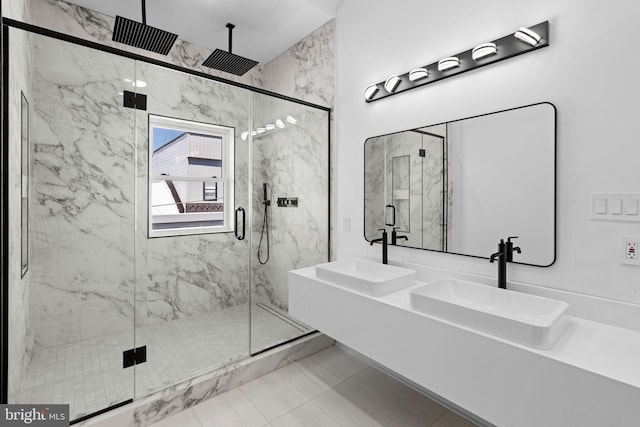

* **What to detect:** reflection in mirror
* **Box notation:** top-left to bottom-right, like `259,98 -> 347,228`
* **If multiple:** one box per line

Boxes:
364,102 -> 555,266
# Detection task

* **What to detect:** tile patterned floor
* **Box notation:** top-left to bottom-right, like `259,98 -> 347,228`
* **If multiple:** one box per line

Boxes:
18,303 -> 311,421
150,345 -> 478,427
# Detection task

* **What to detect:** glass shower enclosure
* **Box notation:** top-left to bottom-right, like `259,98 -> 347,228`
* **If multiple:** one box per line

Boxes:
2,25 -> 329,422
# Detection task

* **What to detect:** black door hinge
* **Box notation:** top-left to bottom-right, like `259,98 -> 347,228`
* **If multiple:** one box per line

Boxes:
123,90 -> 147,110
123,345 -> 147,368
418,149 -> 426,157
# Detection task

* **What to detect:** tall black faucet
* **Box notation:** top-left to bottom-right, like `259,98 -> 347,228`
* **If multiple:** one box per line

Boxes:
391,227 -> 408,245
370,228 -> 388,264
489,236 -> 521,289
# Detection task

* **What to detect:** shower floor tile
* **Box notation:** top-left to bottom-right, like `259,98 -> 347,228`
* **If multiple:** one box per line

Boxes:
18,303 -> 311,421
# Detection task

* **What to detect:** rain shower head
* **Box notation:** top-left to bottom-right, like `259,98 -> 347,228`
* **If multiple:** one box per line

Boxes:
202,23 -> 259,76
112,0 -> 178,55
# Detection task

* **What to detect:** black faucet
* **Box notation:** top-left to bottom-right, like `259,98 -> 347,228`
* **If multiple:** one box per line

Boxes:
391,227 -> 408,245
370,228 -> 388,264
489,236 -> 521,289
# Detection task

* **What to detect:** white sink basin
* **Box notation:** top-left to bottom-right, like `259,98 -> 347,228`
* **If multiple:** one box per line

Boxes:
315,259 -> 416,297
410,278 -> 570,349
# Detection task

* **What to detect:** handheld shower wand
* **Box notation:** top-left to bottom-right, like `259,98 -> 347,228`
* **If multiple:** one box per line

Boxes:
258,183 -> 270,264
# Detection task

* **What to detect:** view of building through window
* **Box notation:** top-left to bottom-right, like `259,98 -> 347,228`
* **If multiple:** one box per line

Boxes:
149,116 -> 234,237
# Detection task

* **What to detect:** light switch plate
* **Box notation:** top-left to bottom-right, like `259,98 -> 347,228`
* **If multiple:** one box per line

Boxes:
591,193 -> 640,222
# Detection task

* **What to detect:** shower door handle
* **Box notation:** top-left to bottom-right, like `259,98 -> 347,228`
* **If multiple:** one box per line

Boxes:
235,207 -> 245,240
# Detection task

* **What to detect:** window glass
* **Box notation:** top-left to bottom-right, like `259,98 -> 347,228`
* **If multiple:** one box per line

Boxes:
149,116 -> 234,237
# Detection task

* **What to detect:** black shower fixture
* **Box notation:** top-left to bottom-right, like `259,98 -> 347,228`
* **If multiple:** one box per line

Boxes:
112,0 -> 178,55
202,23 -> 259,76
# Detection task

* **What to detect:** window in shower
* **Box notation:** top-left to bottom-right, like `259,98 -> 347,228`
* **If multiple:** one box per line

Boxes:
148,115 -> 235,237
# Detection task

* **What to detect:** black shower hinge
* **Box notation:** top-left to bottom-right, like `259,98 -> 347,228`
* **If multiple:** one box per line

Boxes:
123,345 -> 147,368
123,90 -> 147,110
418,149 -> 426,157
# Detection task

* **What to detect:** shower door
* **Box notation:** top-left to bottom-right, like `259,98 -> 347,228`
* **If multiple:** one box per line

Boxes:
249,93 -> 329,354
11,29 -> 137,421
132,62 -> 252,398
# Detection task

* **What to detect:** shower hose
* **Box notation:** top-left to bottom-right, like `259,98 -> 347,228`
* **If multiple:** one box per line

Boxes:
258,199 -> 270,265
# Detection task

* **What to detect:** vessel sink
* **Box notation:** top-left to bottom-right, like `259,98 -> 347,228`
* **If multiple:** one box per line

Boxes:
409,278 -> 570,349
315,259 -> 416,297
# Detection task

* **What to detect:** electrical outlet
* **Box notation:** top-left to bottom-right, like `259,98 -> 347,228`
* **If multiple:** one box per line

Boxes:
620,235 -> 640,266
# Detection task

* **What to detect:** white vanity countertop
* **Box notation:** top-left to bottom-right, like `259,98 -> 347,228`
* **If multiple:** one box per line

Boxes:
290,261 -> 640,426
380,281 -> 640,390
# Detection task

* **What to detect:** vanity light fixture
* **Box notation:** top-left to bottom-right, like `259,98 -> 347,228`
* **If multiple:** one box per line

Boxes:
472,43 -> 497,61
514,27 -> 542,46
251,131 -> 257,136
364,84 -> 379,101
265,124 -> 275,131
275,119 -> 285,128
437,57 -> 460,72
364,21 -> 549,102
256,127 -> 266,134
409,68 -> 429,82
384,75 -> 401,93
241,131 -> 249,140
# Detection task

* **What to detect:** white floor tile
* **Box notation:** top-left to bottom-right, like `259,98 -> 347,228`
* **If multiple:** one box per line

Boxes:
312,386 -> 387,427
271,401 -> 342,427
345,367 -> 448,425
149,408 -> 203,427
192,388 -> 268,427
313,366 -> 448,427
240,370 -> 309,421
307,346 -> 369,382
278,358 -> 342,399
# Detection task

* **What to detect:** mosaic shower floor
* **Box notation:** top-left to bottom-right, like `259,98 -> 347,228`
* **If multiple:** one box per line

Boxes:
18,303 -> 312,421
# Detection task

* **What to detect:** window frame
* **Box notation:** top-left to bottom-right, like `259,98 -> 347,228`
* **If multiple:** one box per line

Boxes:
148,115 -> 235,238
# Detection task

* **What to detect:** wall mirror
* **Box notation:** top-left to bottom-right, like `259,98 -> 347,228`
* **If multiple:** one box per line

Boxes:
364,102 -> 556,266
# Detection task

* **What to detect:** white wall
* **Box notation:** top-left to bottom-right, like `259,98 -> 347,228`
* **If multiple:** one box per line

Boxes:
448,104 -> 555,265
335,0 -> 640,304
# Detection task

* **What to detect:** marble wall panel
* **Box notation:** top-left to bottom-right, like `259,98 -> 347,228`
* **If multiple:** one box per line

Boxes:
134,62 -> 251,326
261,20 -> 335,109
364,132 -> 445,250
364,138 -> 386,240
30,34 -> 138,348
422,135 -> 444,251
7,25 -> 35,403
250,95 -> 329,310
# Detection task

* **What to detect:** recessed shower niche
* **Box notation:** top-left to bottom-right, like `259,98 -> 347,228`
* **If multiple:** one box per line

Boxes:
4,27 -> 329,421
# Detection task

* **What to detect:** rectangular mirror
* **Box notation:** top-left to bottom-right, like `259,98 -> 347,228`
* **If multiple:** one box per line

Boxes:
364,102 -> 556,266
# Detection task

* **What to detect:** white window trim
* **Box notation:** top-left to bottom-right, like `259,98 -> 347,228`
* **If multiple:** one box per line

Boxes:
148,115 -> 235,238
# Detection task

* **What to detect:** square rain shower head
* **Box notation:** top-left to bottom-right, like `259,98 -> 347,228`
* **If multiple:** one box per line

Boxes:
202,49 -> 259,76
113,15 -> 178,55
